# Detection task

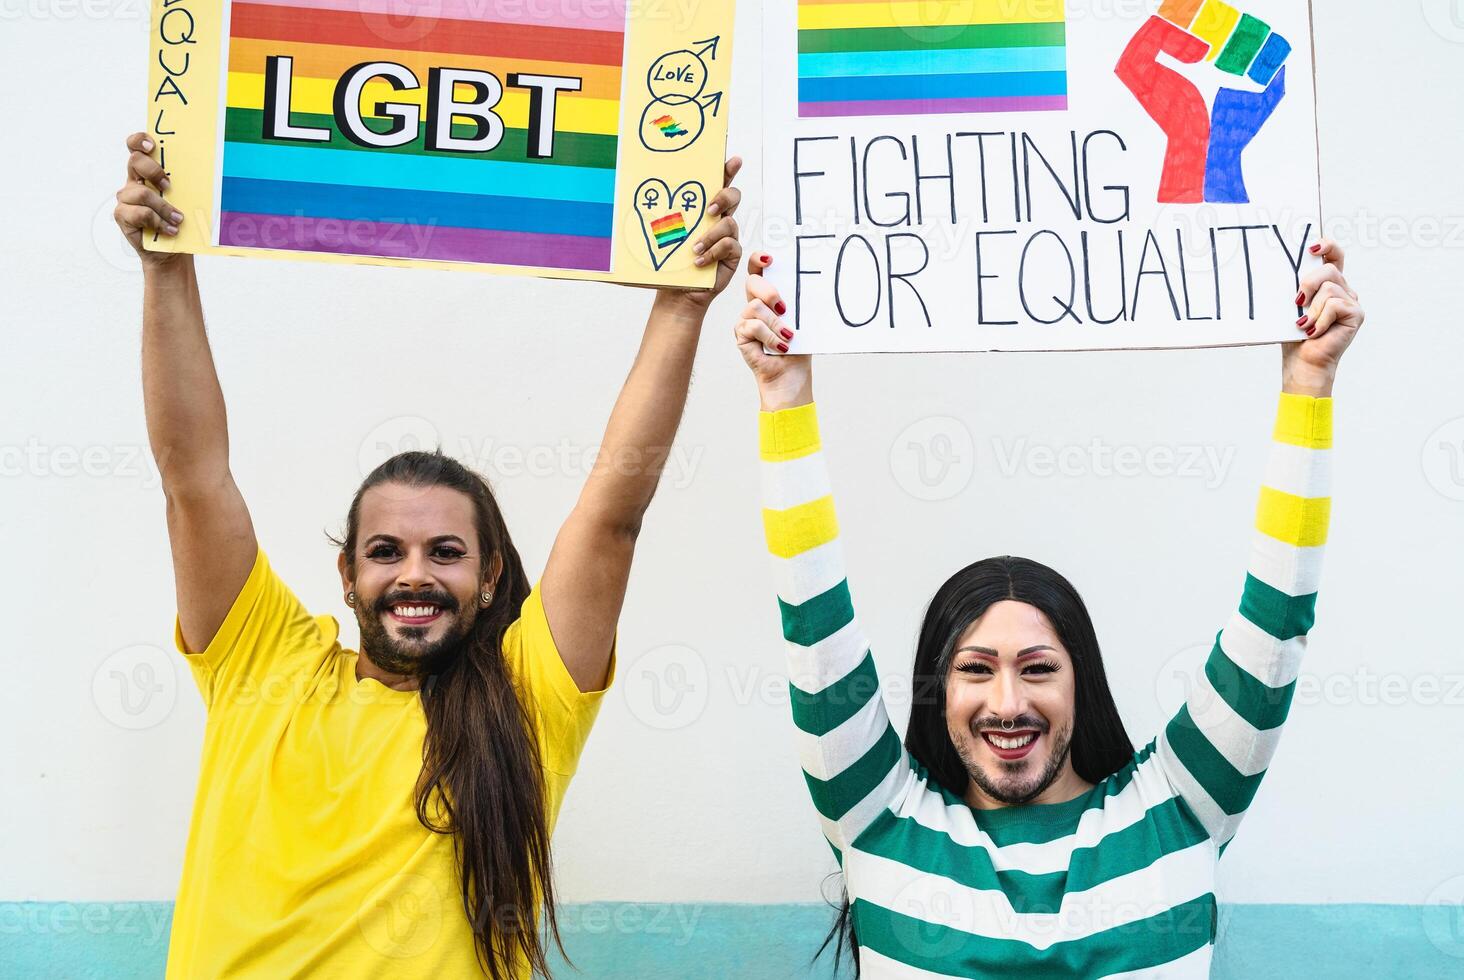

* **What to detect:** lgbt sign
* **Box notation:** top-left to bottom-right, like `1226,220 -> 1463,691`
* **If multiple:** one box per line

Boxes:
144,0 -> 734,288
763,0 -> 1323,353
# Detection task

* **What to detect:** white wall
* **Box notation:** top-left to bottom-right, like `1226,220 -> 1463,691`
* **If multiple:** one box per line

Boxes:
3,1 -> 1462,911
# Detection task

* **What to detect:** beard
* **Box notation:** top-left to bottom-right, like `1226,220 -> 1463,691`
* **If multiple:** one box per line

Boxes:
357,588 -> 473,678
952,713 -> 1075,806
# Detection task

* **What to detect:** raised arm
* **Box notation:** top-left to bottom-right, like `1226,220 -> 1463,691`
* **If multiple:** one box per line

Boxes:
1156,239 -> 1364,849
539,159 -> 744,693
115,132 -> 256,654
737,256 -> 911,855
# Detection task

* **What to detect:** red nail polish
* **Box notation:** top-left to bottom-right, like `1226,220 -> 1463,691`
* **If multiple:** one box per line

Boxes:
1305,327 -> 1315,336
1309,244 -> 1322,254
1294,291 -> 1305,306
780,328 -> 794,341
774,301 -> 787,316
1296,316 -> 1309,327
760,254 -> 772,265
776,342 -> 790,353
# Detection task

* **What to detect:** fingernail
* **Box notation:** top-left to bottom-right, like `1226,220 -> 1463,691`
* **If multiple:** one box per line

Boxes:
708,203 -> 720,216
774,301 -> 787,316
780,327 -> 794,341
1294,291 -> 1305,306
171,212 -> 184,224
693,242 -> 706,254
164,225 -> 178,236
1296,316 -> 1309,328
1309,244 -> 1322,254
777,343 -> 789,353
160,177 -> 172,190
1305,326 -> 1315,336
760,254 -> 771,265
694,255 -> 707,266
142,139 -> 153,151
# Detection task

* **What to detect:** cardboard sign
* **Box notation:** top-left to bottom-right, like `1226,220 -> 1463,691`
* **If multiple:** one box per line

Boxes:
762,0 -> 1322,351
145,0 -> 734,288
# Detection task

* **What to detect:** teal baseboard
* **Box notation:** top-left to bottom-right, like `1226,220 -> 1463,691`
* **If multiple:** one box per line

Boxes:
1,902 -> 1459,978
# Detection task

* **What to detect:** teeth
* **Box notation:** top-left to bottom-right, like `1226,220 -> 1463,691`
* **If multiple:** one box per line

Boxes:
395,605 -> 438,618
987,733 -> 1036,750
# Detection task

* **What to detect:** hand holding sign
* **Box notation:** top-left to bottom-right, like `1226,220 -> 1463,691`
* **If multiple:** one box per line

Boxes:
1117,0 -> 1292,204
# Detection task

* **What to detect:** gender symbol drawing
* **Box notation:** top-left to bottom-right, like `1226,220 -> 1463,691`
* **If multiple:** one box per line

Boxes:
634,178 -> 707,270
638,36 -> 724,152
1117,0 -> 1292,204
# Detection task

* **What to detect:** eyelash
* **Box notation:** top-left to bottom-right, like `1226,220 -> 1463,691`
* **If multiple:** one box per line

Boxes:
955,661 -> 1061,676
366,545 -> 466,561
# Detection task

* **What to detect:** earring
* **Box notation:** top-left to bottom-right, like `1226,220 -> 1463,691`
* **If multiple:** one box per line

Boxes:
481,591 -> 493,605
346,591 -> 356,607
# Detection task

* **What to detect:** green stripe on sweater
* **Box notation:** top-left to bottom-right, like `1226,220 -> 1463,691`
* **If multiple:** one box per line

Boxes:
790,649 -> 880,737
1205,643 -> 1296,732
1166,706 -> 1268,815
803,723 -> 904,821
1240,573 -> 1317,640
779,578 -> 855,647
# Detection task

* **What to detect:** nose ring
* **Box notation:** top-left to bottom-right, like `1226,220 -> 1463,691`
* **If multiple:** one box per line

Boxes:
1001,718 -> 1015,732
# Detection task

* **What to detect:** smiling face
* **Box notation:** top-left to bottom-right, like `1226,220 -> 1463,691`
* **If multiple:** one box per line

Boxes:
944,600 -> 1090,808
339,482 -> 499,679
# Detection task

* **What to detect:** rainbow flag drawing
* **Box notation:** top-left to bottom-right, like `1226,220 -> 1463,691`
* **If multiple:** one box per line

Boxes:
650,212 -> 689,248
652,113 -> 689,138
217,0 -> 627,271
796,0 -> 1068,118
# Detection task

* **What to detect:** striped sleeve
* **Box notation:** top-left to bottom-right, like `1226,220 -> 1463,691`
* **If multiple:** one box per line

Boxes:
1157,392 -> 1333,848
760,403 -> 911,855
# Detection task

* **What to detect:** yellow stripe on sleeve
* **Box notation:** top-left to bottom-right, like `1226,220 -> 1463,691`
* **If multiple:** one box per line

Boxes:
1273,392 -> 1333,450
759,403 -> 822,463
764,496 -> 839,559
1255,486 -> 1331,548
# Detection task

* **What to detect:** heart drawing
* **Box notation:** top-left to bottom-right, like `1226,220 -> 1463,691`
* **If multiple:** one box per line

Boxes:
633,178 -> 707,271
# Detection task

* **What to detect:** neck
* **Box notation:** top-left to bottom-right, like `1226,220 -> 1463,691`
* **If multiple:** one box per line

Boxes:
355,651 -> 421,691
963,766 -> 1093,811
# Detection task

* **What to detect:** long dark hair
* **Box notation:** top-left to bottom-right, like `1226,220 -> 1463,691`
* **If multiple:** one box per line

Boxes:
820,556 -> 1133,976
338,451 -> 560,979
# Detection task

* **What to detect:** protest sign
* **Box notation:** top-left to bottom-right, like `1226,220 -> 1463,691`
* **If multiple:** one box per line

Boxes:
762,0 -> 1322,351
145,0 -> 734,288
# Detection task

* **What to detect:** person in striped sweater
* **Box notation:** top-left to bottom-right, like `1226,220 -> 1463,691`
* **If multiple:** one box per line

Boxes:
733,244 -> 1364,978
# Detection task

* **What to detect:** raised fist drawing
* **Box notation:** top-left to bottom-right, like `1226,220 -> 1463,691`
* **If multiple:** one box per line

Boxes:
1116,0 -> 1293,204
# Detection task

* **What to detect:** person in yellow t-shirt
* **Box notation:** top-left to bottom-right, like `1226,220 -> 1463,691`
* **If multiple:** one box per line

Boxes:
112,132 -> 745,979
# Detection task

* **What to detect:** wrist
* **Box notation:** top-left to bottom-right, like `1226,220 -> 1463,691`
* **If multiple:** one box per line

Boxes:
142,250 -> 193,280
1282,365 -> 1335,399
758,377 -> 813,413
652,289 -> 711,324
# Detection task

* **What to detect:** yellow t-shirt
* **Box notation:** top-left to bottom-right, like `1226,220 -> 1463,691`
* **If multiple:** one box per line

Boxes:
164,546 -> 612,979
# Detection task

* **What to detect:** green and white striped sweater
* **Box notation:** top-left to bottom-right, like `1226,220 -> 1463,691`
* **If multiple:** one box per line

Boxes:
759,394 -> 1333,978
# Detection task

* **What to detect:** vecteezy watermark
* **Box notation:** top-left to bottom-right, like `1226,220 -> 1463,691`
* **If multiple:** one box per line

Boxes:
0,903 -> 173,945
1423,875 -> 1464,959
1157,642 -> 1464,713
92,644 -> 178,730
1421,0 -> 1464,43
0,0 -> 145,20
0,439 -> 162,486
559,903 -> 704,947
990,437 -> 1236,489
622,644 -> 709,731
890,416 -> 976,502
357,416 -> 706,489
1422,416 -> 1464,502
359,416 -> 444,477
357,873 -> 444,960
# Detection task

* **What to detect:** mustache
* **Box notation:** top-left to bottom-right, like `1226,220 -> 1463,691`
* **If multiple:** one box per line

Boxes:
372,590 -> 460,615
972,714 -> 1048,734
